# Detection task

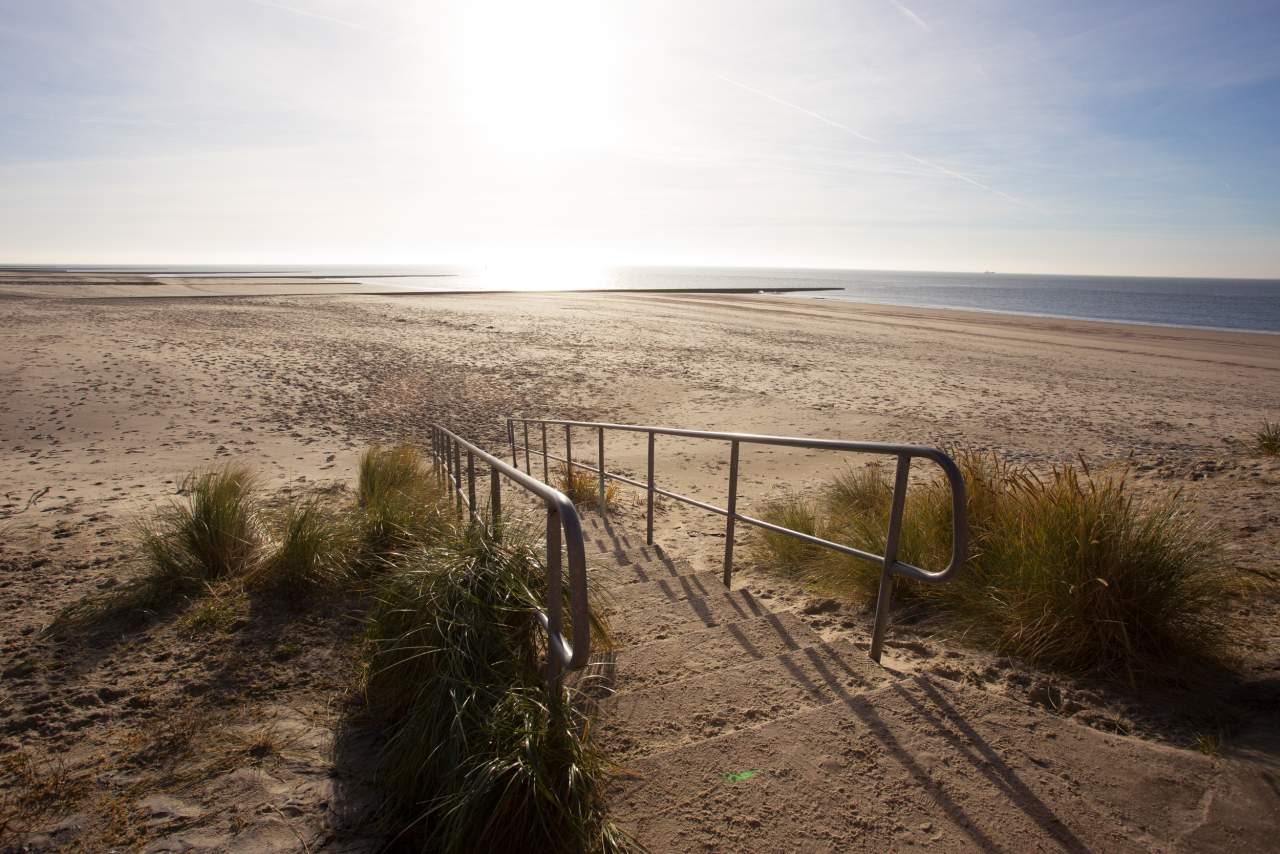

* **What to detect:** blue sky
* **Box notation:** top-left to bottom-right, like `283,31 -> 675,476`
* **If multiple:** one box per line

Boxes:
2,0 -> 1278,276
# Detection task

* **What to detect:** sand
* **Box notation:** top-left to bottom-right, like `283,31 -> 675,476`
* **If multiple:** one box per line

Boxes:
1,283 -> 1277,850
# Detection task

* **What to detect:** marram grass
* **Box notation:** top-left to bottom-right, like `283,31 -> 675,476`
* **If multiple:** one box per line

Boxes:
48,465 -> 262,633
248,496 -> 355,591
1256,420 -> 1280,456
554,463 -> 619,513
141,464 -> 262,585
356,444 -> 447,567
363,520 -> 628,853
48,447 -> 634,852
752,452 -> 1235,677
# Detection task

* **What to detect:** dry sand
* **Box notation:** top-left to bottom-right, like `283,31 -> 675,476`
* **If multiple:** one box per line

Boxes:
1,282 -> 1278,850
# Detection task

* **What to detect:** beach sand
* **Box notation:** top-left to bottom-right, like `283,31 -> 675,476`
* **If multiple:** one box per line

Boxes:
2,285 -> 1278,849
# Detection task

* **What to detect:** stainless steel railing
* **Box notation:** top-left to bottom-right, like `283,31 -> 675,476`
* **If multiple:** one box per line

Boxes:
505,417 -> 967,663
428,423 -> 590,687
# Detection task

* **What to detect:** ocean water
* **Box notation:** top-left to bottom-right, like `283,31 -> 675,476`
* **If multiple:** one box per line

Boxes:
10,264 -> 1280,333
614,267 -> 1280,334
310,265 -> 1280,333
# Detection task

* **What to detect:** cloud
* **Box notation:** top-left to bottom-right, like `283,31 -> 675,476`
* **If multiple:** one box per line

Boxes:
888,0 -> 930,32
713,72 -> 1038,211
713,73 -> 879,143
240,0 -> 394,39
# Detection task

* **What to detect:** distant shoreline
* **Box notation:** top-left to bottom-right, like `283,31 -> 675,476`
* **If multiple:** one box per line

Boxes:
3,265 -> 1279,334
790,290 -> 1280,336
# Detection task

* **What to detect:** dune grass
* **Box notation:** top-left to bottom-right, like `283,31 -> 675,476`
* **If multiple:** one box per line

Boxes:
46,443 -> 629,850
48,465 -> 262,633
356,444 -> 447,566
752,452 -> 1234,677
141,464 -> 262,585
176,586 -> 242,636
1255,420 -> 1280,456
363,520 -> 626,853
248,497 -> 355,592
554,463 -> 618,512
0,751 -> 85,841
50,447 -> 442,633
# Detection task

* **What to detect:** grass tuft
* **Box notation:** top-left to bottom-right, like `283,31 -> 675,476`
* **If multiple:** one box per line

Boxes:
1193,731 -> 1224,756
554,463 -> 618,512
177,587 -> 242,635
363,519 -> 625,852
141,464 -> 262,585
47,465 -> 261,634
44,444 -> 630,851
250,497 -> 355,591
753,452 -> 1234,677
356,444 -> 446,565
0,752 -> 84,839
1255,420 -> 1280,456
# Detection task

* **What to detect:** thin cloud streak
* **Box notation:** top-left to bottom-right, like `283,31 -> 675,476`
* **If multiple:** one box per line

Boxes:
715,72 -> 1040,211
240,0 -> 393,39
889,0 -> 931,32
713,73 -> 880,143
899,153 -> 1040,211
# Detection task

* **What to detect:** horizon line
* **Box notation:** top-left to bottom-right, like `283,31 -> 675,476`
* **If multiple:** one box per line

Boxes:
2,261 -> 1279,283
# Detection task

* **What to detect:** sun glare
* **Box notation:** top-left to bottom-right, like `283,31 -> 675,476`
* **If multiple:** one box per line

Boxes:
467,252 -> 610,291
459,2 -> 618,154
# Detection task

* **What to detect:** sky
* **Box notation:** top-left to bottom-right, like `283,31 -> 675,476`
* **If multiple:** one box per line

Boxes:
2,0 -> 1279,277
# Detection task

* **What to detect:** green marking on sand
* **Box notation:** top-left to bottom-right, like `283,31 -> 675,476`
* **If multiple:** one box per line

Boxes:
722,770 -> 758,784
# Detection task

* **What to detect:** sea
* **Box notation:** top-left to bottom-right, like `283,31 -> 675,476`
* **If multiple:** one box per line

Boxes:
9,264 -> 1280,334
611,267 -> 1280,333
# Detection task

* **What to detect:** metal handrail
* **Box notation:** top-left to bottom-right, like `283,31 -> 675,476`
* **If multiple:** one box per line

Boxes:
428,424 -> 590,686
505,417 -> 968,663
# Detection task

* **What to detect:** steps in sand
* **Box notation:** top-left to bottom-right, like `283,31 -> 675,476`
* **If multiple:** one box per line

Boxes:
580,516 -> 1270,853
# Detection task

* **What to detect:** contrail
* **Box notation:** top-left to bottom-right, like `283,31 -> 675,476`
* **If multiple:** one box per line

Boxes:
241,0 -> 392,38
889,0 -> 931,32
714,73 -> 880,144
899,153 -> 1032,208
715,73 -> 1038,210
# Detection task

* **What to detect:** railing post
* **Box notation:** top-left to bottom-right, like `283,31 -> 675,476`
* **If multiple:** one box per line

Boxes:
508,418 -> 517,468
453,438 -> 462,517
545,507 -> 564,690
467,450 -> 476,523
565,425 -> 572,481
646,431 -> 655,545
723,440 -> 740,588
541,422 -> 549,482
597,426 -> 606,515
870,454 -> 911,664
490,465 -> 502,537
523,421 -> 531,473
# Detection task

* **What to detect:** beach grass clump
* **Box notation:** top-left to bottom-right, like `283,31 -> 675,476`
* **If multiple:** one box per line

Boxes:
554,463 -> 618,512
0,751 -> 86,841
141,464 -> 262,585
249,497 -> 355,592
1255,420 -> 1280,456
356,444 -> 446,565
48,465 -> 262,633
752,453 -> 1232,676
363,521 -> 625,853
176,587 -> 242,635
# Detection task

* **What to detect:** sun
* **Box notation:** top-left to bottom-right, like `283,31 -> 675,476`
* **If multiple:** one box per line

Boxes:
459,2 -> 618,154
468,250 -> 610,292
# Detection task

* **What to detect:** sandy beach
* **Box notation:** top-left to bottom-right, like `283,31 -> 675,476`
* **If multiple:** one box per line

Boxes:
2,284 -> 1278,849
